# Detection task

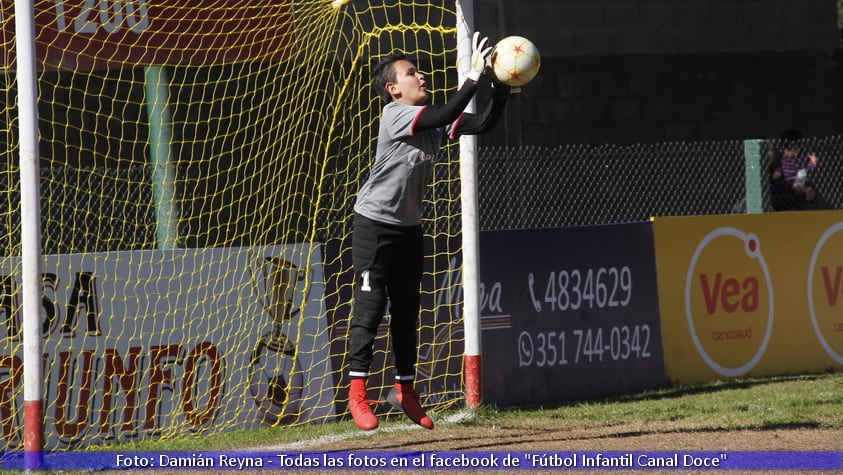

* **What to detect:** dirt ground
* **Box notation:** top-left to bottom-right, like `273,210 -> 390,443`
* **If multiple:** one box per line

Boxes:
253,415 -> 843,475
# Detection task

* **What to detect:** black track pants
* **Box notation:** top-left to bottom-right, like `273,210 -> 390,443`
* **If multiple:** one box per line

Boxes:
347,214 -> 423,379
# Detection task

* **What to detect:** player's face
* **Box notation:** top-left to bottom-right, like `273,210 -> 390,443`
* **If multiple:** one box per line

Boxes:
388,60 -> 428,105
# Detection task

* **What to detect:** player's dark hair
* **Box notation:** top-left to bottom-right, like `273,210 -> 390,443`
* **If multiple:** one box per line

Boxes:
372,52 -> 407,103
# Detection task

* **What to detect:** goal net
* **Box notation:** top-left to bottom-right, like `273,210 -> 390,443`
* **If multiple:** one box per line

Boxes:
0,0 -> 467,449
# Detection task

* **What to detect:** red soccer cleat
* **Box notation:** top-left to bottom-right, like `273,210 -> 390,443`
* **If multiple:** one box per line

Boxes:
387,382 -> 434,429
347,378 -> 379,430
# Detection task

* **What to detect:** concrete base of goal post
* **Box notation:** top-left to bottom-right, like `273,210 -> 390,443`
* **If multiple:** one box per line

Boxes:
24,400 -> 44,467
464,355 -> 482,407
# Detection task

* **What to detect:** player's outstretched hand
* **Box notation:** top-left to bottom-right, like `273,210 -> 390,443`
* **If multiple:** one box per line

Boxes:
469,31 -> 492,82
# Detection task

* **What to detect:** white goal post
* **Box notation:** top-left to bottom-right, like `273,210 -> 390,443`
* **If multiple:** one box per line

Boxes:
456,0 -> 483,409
15,0 -> 45,469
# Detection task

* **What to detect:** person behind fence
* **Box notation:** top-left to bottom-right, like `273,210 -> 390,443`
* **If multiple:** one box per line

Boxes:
778,129 -> 821,210
765,140 -> 793,212
345,32 -> 514,431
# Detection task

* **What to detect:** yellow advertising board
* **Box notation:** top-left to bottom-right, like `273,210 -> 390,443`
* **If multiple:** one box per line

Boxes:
653,210 -> 843,384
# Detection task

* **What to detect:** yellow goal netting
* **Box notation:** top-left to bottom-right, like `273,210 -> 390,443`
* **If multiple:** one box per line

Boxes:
0,0 -> 467,450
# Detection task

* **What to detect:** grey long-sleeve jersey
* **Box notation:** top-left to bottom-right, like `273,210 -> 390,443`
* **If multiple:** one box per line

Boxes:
354,80 -> 509,226
353,102 -> 450,226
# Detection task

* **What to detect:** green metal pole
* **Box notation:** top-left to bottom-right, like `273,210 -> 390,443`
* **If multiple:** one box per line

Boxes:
144,66 -> 178,249
743,139 -> 763,214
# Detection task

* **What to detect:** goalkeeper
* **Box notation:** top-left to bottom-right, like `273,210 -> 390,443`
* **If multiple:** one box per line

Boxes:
346,32 -> 513,431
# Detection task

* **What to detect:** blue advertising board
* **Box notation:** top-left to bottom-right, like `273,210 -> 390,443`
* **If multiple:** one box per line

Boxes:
480,223 -> 666,405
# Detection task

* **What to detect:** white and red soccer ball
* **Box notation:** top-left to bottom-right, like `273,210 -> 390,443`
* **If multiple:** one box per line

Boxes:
491,35 -> 541,87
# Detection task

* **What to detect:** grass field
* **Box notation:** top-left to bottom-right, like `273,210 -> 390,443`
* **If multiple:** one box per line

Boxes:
60,371 -> 843,475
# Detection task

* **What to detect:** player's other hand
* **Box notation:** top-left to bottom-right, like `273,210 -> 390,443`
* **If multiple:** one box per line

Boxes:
469,31 -> 492,82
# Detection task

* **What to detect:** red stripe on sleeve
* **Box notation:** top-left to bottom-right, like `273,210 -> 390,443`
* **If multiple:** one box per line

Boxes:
450,112 -> 465,140
409,106 -> 427,136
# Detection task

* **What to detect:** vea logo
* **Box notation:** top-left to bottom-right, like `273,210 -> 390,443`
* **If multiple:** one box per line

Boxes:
808,222 -> 843,364
685,227 -> 774,377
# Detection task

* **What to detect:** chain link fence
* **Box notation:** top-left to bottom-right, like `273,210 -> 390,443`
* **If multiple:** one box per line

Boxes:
477,135 -> 843,231
1,135 -> 841,256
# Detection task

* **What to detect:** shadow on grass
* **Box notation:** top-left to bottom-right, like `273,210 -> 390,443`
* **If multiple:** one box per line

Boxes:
614,373 -> 832,403
478,372 -> 837,414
